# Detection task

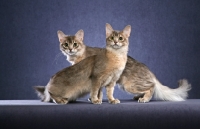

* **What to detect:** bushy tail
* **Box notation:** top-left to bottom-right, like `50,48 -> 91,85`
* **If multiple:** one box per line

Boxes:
154,79 -> 191,101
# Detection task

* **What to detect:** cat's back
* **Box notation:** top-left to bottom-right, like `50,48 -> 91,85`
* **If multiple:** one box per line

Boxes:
85,46 -> 105,57
121,56 -> 155,79
50,55 -> 96,83
126,56 -> 151,71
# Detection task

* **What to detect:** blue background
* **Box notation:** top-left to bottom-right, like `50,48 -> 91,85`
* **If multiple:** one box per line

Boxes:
0,0 -> 200,100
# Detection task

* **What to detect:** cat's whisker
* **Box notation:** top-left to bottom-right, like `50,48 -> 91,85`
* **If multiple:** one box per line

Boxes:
52,52 -> 63,65
100,44 -> 106,48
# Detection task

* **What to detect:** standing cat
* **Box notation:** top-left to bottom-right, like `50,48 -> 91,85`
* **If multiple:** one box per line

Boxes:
57,27 -> 191,103
34,23 -> 131,104
34,30 -> 103,103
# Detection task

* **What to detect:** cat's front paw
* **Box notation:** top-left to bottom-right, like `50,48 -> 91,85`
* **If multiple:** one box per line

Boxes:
109,99 -> 120,104
138,98 -> 149,103
92,99 -> 102,104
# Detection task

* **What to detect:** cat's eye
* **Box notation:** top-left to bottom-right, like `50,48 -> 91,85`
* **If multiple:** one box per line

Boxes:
73,43 -> 78,47
119,37 -> 123,40
110,36 -> 114,40
63,43 -> 68,48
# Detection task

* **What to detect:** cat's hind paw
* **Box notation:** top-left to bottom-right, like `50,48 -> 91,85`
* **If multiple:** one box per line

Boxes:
138,98 -> 149,103
109,99 -> 120,104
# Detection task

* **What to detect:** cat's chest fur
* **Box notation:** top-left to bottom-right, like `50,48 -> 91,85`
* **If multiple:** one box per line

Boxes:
93,49 -> 127,86
105,50 -> 127,71
67,54 -> 86,65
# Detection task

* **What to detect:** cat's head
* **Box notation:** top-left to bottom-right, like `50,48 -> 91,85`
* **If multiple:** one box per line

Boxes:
105,23 -> 131,50
48,91 -> 69,104
57,30 -> 86,56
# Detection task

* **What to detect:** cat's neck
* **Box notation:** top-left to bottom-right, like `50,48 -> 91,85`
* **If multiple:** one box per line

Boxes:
106,46 -> 128,57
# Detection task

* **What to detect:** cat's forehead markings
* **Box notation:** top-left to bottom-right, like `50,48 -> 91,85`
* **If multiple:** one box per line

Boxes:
66,36 -> 75,43
68,38 -> 73,43
110,31 -> 124,38
113,31 -> 120,36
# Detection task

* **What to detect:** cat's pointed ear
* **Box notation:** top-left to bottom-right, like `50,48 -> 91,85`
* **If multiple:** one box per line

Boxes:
122,25 -> 131,38
75,29 -> 84,42
34,86 -> 45,95
106,23 -> 113,38
33,86 -> 46,101
57,30 -> 67,43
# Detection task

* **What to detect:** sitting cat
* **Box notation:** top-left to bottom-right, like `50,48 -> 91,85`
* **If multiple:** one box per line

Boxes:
56,26 -> 191,103
34,23 -> 131,104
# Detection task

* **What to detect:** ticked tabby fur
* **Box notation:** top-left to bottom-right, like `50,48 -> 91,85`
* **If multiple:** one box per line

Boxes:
58,29 -> 103,65
34,23 -> 131,104
57,26 -> 191,102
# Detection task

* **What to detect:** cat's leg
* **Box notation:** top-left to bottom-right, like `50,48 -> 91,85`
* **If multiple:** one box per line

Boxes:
138,85 -> 155,103
90,80 -> 102,104
88,88 -> 102,102
97,87 -> 103,103
119,81 -> 144,101
122,80 -> 155,103
106,82 -> 120,104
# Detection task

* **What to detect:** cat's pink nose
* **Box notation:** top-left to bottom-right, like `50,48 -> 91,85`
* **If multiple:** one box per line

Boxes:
114,41 -> 118,44
69,49 -> 72,51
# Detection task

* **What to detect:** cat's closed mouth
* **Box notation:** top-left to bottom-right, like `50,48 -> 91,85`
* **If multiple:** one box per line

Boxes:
112,44 -> 121,49
67,52 -> 76,55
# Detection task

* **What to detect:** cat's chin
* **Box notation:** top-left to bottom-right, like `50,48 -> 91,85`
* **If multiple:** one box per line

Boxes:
112,45 -> 121,49
67,52 -> 76,56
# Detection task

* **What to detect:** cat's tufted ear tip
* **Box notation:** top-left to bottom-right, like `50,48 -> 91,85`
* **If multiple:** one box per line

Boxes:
106,23 -> 110,26
127,25 -> 131,28
57,30 -> 63,34
124,25 -> 131,30
106,23 -> 112,28
77,29 -> 84,35
57,30 -> 65,36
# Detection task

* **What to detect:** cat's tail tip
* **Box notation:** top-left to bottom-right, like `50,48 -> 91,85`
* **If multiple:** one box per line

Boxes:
178,79 -> 192,99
